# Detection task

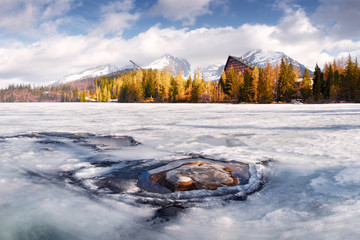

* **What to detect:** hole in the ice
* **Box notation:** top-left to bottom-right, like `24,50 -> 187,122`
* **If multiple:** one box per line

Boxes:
138,159 -> 250,194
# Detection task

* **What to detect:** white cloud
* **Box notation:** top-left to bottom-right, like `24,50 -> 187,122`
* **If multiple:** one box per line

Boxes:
0,78 -> 30,89
0,0 -> 76,32
314,0 -> 360,39
2,1 -> 360,86
0,1 -> 37,32
150,0 -> 213,25
90,12 -> 140,37
101,0 -> 134,13
41,0 -> 76,20
90,0 -> 140,37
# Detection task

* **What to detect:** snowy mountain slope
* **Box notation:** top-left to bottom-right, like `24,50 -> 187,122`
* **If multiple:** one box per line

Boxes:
0,78 -> 31,89
243,49 -> 312,75
143,54 -> 192,77
200,49 -> 312,81
201,64 -> 224,81
143,54 -> 225,81
55,64 -> 120,85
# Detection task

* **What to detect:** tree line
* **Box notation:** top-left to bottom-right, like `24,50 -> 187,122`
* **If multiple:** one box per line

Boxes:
218,55 -> 360,103
1,55 -> 360,103
0,80 -> 93,102
92,68 -> 218,103
93,58 -> 305,103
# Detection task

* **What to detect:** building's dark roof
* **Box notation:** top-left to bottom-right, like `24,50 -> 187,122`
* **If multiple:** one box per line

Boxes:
225,55 -> 255,70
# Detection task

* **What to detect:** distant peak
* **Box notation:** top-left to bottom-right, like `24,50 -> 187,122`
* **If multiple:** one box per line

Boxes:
144,54 -> 191,77
251,49 -> 263,53
54,64 -> 120,85
161,53 -> 175,58
241,49 -> 312,75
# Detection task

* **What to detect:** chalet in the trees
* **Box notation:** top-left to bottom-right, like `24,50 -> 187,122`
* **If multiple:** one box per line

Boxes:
224,55 -> 255,75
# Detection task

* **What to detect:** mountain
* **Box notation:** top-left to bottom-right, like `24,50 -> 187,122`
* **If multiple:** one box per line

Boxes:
201,64 -> 224,81
143,54 -> 192,77
51,50 -> 309,86
242,49 -> 312,75
54,64 -> 120,85
143,54 -> 225,81
205,49 -> 312,80
0,79 -> 31,89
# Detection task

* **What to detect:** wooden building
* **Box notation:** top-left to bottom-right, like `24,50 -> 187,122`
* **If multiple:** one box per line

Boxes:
224,55 -> 255,76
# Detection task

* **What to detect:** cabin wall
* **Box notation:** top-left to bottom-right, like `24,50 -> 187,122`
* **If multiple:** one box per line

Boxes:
225,58 -> 249,75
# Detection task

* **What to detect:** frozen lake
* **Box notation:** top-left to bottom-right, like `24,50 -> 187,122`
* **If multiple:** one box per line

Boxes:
0,103 -> 360,240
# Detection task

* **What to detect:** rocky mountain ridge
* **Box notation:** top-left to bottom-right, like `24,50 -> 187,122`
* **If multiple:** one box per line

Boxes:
50,50 -> 311,85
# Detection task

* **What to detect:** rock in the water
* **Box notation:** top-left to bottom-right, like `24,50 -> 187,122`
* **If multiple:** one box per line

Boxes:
149,162 -> 240,192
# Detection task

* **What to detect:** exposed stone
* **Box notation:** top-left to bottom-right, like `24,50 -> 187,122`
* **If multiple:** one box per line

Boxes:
149,161 -> 240,192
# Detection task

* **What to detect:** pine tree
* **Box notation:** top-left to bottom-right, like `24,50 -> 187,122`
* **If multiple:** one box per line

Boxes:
185,75 -> 192,101
73,88 -> 79,102
258,62 -> 275,103
312,64 -> 323,102
218,71 -> 227,101
277,58 -> 296,102
243,69 -> 254,102
226,66 -> 242,101
325,64 -> 335,100
221,66 -> 239,98
80,90 -> 86,102
277,59 -> 286,102
190,78 -> 200,103
354,58 -> 360,102
101,85 -> 109,102
287,62 -> 296,100
175,72 -> 185,101
143,69 -> 155,99
251,66 -> 259,102
322,63 -> 331,99
333,69 -> 342,100
300,68 -> 312,102
219,70 -> 226,94
169,76 -> 178,102
342,55 -> 355,101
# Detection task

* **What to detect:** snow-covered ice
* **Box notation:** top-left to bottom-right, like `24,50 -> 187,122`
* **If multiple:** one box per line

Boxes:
0,103 -> 360,239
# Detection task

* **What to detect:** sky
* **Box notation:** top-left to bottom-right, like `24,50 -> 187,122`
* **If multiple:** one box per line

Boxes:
1,0 -> 360,86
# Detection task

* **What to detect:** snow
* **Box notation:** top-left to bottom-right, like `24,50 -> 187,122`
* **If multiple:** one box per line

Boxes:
201,64 -> 224,81
55,64 -> 120,85
144,54 -> 172,69
143,54 -> 222,80
242,49 -> 310,74
143,54 -> 192,77
142,50 -> 311,81
0,78 -> 31,89
243,49 -> 285,65
0,103 -> 360,239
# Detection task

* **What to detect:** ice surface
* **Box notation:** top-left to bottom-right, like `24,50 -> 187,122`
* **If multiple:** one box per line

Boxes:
0,103 -> 360,239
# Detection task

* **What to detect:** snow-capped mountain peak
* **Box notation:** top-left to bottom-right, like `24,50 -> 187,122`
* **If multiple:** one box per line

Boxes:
143,54 -> 191,77
201,64 -> 224,81
243,49 -> 311,75
56,64 -> 120,85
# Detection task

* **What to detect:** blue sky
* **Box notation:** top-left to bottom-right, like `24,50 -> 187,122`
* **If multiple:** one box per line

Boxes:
1,0 -> 360,86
